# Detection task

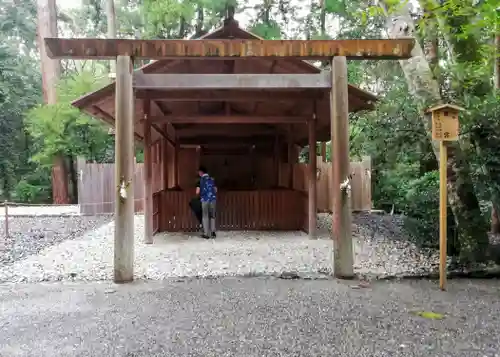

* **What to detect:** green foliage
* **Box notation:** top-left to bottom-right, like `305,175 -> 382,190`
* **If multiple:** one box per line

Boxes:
402,171 -> 460,254
249,21 -> 282,39
25,71 -> 114,167
141,0 -> 237,39
142,0 -> 194,38
324,0 -> 346,13
402,171 -> 440,246
0,42 -> 41,199
13,169 -> 52,203
0,0 -> 38,52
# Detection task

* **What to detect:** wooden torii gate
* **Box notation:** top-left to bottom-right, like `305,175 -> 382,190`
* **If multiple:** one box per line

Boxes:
44,36 -> 414,283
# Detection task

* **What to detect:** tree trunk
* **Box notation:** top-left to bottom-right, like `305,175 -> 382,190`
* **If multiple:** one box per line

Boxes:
381,1 -> 489,261
37,0 -> 69,204
51,155 -> 70,204
178,16 -> 187,39
319,0 -> 325,36
106,0 -> 116,74
68,155 -> 78,203
435,2 -> 500,235
195,4 -> 204,37
492,17 -> 500,234
495,29 -> 499,90
422,6 -> 440,94
37,0 -> 60,103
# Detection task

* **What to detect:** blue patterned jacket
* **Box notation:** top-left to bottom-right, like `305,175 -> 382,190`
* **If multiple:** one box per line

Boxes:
198,174 -> 216,203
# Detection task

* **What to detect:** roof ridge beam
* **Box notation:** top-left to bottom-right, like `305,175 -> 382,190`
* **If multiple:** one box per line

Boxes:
133,73 -> 331,90
44,38 -> 414,60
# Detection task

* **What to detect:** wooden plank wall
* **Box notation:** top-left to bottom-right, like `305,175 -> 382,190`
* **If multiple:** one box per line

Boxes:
156,190 -> 304,232
77,142 -> 199,214
77,157 -> 145,215
78,155 -> 372,215
289,156 -> 372,212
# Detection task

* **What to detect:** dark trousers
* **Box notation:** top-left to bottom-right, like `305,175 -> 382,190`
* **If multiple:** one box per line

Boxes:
189,197 -> 202,224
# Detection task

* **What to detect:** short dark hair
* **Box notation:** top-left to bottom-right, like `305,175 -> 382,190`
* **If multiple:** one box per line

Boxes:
198,165 -> 207,174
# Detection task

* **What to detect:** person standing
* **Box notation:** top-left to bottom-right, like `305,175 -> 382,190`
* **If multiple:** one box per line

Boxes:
196,166 -> 217,239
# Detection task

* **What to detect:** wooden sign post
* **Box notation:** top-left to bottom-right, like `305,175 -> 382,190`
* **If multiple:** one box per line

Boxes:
427,103 -> 463,291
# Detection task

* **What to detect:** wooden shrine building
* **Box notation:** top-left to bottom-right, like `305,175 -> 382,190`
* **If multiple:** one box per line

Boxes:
45,18 -> 414,283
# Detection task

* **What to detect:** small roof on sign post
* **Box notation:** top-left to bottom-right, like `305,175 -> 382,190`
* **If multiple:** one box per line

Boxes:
426,103 -> 465,113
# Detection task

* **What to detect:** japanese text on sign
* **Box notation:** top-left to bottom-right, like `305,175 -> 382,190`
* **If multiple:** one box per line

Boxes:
432,112 -> 459,141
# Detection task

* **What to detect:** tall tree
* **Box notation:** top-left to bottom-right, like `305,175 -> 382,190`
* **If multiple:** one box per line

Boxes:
493,8 -> 500,233
428,0 -> 500,238
37,0 -> 70,204
380,0 -> 490,261
106,0 -> 117,74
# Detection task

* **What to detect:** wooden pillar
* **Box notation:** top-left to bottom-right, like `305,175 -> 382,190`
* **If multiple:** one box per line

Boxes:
321,142 -> 327,162
274,135 -> 280,187
308,117 -> 317,239
143,99 -> 153,244
114,55 -> 135,283
250,145 -> 256,188
287,126 -> 294,189
331,56 -> 354,279
162,125 -> 169,190
174,139 -> 179,187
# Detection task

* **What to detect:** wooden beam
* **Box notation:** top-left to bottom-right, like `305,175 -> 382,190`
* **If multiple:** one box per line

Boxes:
151,123 -> 168,140
199,146 -> 276,156
134,73 -> 330,90
250,145 -> 257,187
308,119 -> 317,239
176,125 -> 276,137
143,99 -> 153,244
44,38 -> 415,60
90,105 -> 143,141
151,115 -> 309,124
174,138 -> 179,187
114,55 -> 135,283
331,56 -> 354,279
162,134 -> 169,190
287,126 -> 294,189
150,101 -> 175,145
179,135 -> 276,146
321,142 -> 327,162
274,135 -> 280,187
135,89 -> 325,102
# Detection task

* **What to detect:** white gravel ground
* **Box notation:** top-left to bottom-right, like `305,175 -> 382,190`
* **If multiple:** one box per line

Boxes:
0,213 -> 440,283
0,215 -> 112,265
0,204 -> 80,216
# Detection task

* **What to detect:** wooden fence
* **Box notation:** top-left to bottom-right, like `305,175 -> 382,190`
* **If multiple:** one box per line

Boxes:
154,190 -> 305,232
293,156 -> 372,212
77,156 -> 372,215
76,158 -> 145,215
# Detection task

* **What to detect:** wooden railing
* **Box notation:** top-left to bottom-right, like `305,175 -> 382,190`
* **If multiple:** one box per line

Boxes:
157,189 -> 305,232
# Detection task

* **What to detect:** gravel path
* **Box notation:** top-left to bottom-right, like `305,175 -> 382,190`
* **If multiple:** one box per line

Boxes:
0,205 -> 80,216
0,216 -> 112,266
1,278 -> 499,356
0,213 -> 440,283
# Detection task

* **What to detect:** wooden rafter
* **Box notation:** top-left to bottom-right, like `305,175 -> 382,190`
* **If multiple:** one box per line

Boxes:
151,115 -> 310,124
150,101 -> 176,145
133,73 -> 331,89
176,125 -> 277,137
90,105 -> 143,141
44,38 -> 414,60
134,89 -> 326,103
179,135 -> 277,146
